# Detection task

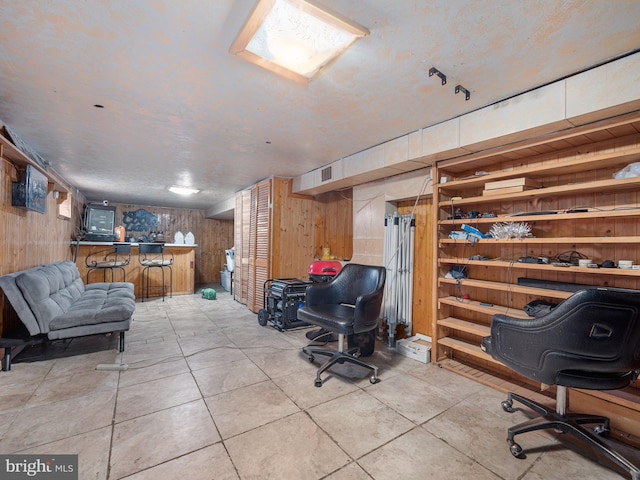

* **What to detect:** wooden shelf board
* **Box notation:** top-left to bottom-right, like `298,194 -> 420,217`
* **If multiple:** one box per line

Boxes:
439,258 -> 640,276
439,177 -> 640,207
438,208 -> 640,226
438,316 -> 491,336
0,132 -> 70,193
438,296 -> 531,319
439,277 -> 573,300
440,236 -> 640,245
437,336 -> 502,366
436,358 -> 556,405
438,144 -> 640,190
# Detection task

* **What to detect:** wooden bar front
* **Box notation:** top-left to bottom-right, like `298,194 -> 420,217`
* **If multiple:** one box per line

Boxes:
73,243 -> 196,299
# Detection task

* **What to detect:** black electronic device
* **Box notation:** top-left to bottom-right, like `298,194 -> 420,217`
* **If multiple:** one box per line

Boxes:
12,164 -> 48,214
511,211 -> 557,216
258,278 -> 311,331
518,256 -> 548,264
84,204 -> 117,241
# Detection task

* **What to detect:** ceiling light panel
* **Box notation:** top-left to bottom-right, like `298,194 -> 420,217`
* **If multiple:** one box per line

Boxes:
230,0 -> 368,84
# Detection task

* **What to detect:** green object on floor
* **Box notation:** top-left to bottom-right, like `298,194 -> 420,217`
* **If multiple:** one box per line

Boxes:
201,288 -> 216,300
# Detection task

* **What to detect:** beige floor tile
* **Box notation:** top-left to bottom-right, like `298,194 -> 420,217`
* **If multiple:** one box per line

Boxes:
26,368 -> 119,408
176,331 -> 234,357
422,395 -> 551,479
46,349 -> 123,378
324,462 -> 373,480
407,363 -> 484,399
359,427 -> 500,479
364,372 -> 460,424
110,400 -> 220,479
115,371 -> 202,422
121,444 -> 239,480
225,412 -> 350,480
19,426 -> 112,480
121,338 -> 183,366
117,357 -> 190,388
272,369 -> 359,410
184,341 -> 248,371
205,380 -> 300,439
0,363 -> 51,413
192,358 -> 269,397
308,390 -> 414,459
523,440 -> 630,480
244,346 -> 317,379
0,389 -> 116,452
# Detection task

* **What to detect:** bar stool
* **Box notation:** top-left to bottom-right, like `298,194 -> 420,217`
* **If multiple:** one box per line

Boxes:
138,243 -> 173,301
85,243 -> 131,283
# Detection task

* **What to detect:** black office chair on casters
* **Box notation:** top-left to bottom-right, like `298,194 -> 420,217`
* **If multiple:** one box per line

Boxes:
138,243 -> 173,301
85,243 -> 131,283
481,287 -> 640,480
297,263 -> 386,387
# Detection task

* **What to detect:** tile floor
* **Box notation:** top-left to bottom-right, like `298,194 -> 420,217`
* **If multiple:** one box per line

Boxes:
0,286 -> 637,479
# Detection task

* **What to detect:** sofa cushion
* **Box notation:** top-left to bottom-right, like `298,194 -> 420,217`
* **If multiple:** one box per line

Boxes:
49,283 -> 135,331
15,261 -> 85,334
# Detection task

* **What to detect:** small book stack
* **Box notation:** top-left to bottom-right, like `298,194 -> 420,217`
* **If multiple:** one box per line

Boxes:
482,177 -> 540,196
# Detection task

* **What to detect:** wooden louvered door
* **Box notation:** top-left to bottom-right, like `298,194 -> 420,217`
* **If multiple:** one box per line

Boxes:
247,179 -> 271,312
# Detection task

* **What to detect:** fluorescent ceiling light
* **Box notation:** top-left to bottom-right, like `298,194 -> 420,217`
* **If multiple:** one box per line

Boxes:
230,0 -> 368,84
168,186 -> 200,195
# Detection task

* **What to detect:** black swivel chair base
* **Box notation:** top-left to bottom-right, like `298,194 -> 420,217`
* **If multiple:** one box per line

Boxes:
502,386 -> 640,480
302,332 -> 378,387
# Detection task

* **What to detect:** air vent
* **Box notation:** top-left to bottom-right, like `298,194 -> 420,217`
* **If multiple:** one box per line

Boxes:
321,166 -> 332,182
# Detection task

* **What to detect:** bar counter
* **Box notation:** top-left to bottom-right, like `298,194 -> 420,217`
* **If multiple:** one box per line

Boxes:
72,242 -> 196,299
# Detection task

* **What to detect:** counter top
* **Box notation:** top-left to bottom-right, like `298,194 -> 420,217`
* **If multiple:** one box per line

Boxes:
72,241 -> 198,247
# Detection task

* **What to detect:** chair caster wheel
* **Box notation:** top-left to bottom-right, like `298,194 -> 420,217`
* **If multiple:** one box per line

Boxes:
258,309 -> 268,326
594,425 -> 610,437
307,355 -> 314,362
314,379 -> 322,387
502,400 -> 514,412
509,442 -> 523,458
369,375 -> 378,384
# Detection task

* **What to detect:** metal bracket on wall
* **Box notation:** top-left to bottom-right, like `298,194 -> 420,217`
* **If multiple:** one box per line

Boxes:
429,67 -> 447,85
455,85 -> 471,101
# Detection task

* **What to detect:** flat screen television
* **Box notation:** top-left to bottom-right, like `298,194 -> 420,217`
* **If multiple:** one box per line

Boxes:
84,204 -> 116,241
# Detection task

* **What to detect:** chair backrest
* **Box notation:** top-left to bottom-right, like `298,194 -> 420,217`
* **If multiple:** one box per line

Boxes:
138,243 -> 173,265
326,263 -> 386,333
489,287 -> 640,387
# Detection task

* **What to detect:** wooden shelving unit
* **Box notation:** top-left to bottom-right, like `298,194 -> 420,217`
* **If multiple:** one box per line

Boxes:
432,121 -> 640,441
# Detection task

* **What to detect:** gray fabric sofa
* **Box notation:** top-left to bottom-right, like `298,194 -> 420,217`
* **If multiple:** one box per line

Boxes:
0,260 -> 135,370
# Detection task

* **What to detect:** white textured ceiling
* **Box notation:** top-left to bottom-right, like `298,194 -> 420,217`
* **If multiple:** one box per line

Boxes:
1,1 -> 639,214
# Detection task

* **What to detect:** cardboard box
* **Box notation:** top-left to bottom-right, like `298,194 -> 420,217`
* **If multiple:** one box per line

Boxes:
484,177 -> 540,190
482,185 -> 535,196
396,333 -> 432,363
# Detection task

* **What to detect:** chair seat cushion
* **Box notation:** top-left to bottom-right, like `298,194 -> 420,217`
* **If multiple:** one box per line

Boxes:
297,304 -> 356,336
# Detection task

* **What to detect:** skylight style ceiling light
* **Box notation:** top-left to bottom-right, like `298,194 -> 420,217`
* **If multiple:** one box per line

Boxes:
230,0 -> 369,84
168,186 -> 200,195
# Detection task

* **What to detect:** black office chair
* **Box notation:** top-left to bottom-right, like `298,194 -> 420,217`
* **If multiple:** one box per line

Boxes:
138,243 -> 173,301
85,242 -> 131,283
481,287 -> 640,480
298,263 -> 386,387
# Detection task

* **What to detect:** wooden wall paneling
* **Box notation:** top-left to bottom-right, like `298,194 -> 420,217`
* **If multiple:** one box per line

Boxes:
247,186 -> 258,311
1,157 -> 85,340
271,178 -> 316,279
398,196 -> 434,338
112,204 -> 233,286
313,190 -> 353,261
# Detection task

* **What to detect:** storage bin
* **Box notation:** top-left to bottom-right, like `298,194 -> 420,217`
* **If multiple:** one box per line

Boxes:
220,270 -> 231,291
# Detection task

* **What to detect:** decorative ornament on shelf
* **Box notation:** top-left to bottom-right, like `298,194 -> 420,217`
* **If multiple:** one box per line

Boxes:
488,222 -> 532,240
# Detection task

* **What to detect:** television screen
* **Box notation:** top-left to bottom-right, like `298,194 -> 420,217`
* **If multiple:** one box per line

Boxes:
85,205 -> 116,241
